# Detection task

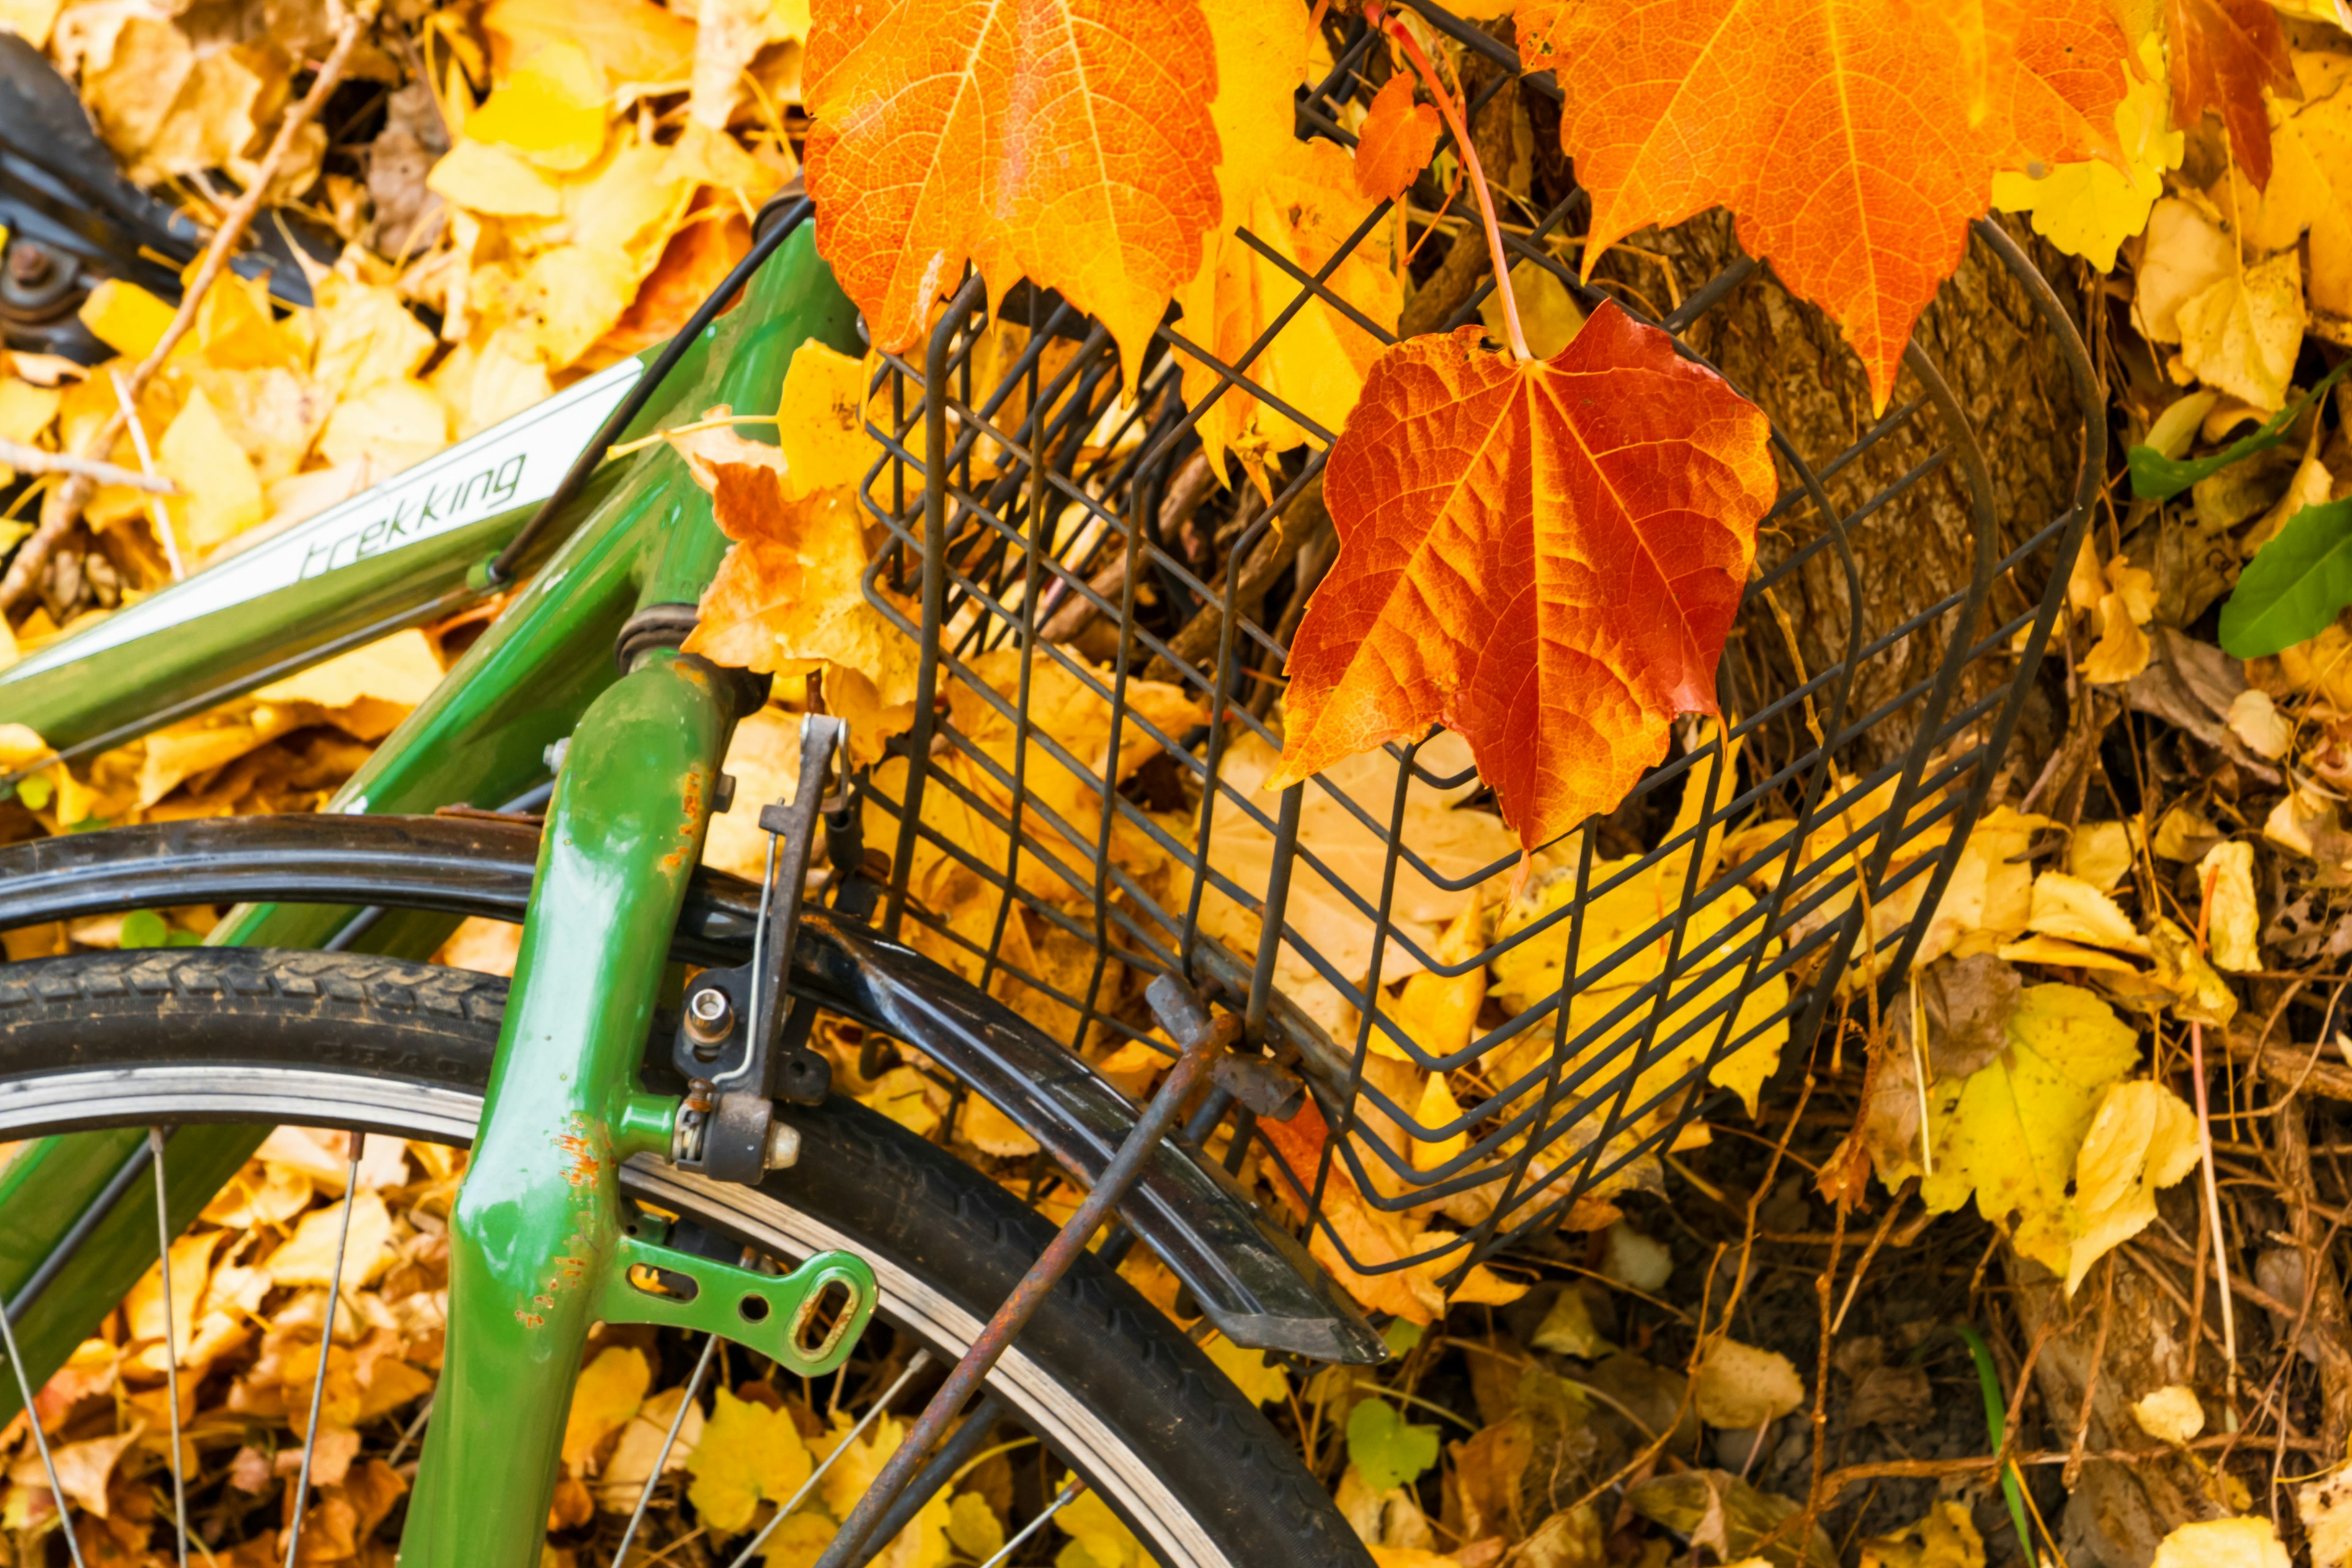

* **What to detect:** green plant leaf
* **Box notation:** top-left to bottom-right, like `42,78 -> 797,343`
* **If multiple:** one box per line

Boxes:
1345,1397 -> 1438,1491
118,910 -> 170,950
2220,498 -> 2352,657
2128,358 -> 2351,501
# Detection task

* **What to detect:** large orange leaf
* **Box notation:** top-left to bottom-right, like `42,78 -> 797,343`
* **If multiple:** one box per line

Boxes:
2166,0 -> 2296,188
802,0 -> 1222,382
1520,0 -> 2128,408
1267,304 -> 1774,856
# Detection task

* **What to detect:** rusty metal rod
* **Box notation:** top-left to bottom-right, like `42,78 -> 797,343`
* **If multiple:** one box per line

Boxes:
810,1014 -> 1227,1567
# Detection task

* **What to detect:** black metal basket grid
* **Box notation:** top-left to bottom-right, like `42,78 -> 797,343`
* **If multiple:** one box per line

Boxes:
848,0 -> 2103,1292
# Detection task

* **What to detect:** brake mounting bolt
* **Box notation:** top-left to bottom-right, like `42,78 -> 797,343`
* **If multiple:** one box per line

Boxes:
684,986 -> 733,1058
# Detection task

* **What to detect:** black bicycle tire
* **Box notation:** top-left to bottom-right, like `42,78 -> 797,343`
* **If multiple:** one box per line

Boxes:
0,948 -> 1371,1568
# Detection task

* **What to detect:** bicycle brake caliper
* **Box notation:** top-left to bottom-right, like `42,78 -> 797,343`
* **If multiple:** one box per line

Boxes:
671,714 -> 843,1183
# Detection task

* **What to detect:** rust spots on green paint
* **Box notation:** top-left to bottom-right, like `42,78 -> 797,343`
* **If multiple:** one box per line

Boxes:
554,1115 -> 603,1189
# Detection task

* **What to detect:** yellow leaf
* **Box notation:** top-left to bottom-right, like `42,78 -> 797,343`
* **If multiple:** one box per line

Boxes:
560,1346 -> 649,1470
775,339 -> 870,499
158,385 -> 264,550
542,127 -> 698,262
429,138 -> 566,217
319,379 -> 450,473
1996,933 -> 2150,974
815,1411 -> 953,1564
2149,1517 -> 2290,1568
1482,257 -> 1587,359
311,275 -> 437,402
505,245 -> 638,370
1860,1501 -> 1985,1568
1175,132 -> 1398,483
265,1189 -> 393,1289
1991,36 -> 2179,271
862,1065 -> 944,1138
2133,198 -> 2234,345
0,0 -> 64,48
2070,821 -> 2136,892
960,1095 -> 1040,1158
1917,983 -> 2143,1276
760,1512 -> 841,1566
2068,1079 -> 2199,1292
2198,841 -> 2261,973
2177,252 -> 2307,413
2026,871 -> 2149,954
1055,1488 -> 1146,1568
1204,1336 -> 1288,1408
948,1493 -> 1006,1561
1380,897 -> 1486,1065
1411,1071 -> 1466,1172
79,277 -> 178,360
124,1228 -> 227,1359
482,0 -> 697,89
2297,1472 -> 2352,1568
2149,915 -> 2239,1027
2226,690 -> 2293,761
2132,1383 -> 2206,1445
2218,75 -> 2352,323
256,630 -> 444,710
466,42 -> 609,173
1917,805 -> 2049,962
684,1385 -> 812,1533
1694,1338 -> 1806,1429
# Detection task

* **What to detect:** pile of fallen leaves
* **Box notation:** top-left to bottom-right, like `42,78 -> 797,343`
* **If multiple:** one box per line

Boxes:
11,0 -> 2352,1564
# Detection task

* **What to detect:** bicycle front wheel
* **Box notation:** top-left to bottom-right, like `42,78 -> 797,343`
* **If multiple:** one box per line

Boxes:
0,948 -> 1370,1567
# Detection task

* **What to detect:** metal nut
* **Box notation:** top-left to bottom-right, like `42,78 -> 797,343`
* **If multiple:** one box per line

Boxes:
763,1121 -> 800,1170
684,986 -> 733,1058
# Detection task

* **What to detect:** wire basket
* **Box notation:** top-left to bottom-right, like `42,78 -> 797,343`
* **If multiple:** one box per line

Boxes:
850,1 -> 2101,1295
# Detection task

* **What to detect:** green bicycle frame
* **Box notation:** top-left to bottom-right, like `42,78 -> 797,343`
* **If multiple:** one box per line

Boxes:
0,222 -> 873,1562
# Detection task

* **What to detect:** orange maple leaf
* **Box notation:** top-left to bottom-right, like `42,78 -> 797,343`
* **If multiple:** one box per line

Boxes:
1267,304 -> 1775,857
802,0 -> 1223,383
2165,0 -> 2296,188
1520,0 -> 2128,409
1354,73 -> 1441,203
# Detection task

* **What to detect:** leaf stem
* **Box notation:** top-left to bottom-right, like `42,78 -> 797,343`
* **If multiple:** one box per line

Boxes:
1364,2 -> 1531,361
2191,871 -> 2242,1418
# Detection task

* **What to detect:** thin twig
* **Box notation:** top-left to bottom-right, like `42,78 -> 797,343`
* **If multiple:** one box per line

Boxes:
0,0 -> 377,613
0,436 -> 174,495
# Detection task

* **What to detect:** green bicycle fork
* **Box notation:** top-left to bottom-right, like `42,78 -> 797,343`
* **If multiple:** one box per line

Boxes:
401,650 -> 873,1565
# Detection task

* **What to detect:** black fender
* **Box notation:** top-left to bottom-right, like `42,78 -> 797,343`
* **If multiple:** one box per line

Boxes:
0,815 -> 1384,1363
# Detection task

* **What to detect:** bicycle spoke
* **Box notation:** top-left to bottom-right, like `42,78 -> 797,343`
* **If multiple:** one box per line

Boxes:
979,1476 -> 1085,1568
836,1388 -> 1011,1561
282,1132 -> 364,1568
721,1349 -> 934,1568
609,1332 -> 719,1567
0,1277 -> 89,1568
149,1126 -> 190,1568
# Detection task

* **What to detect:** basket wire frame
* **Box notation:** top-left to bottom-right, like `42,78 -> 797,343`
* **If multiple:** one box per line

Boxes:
847,1 -> 2103,1292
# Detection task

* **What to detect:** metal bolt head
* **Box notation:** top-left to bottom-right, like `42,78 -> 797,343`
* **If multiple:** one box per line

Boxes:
763,1120 -> 800,1169
7,244 -> 51,285
684,986 -> 733,1057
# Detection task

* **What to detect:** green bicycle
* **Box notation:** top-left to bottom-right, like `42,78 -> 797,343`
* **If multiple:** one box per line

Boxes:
0,193 -> 1381,1566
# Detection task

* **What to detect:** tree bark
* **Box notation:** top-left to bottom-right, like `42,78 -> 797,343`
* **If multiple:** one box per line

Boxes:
1587,211 -> 2090,780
